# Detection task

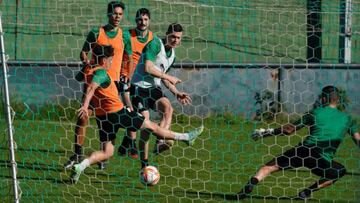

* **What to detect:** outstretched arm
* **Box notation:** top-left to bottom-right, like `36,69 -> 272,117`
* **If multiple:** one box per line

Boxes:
252,116 -> 309,140
252,112 -> 313,140
162,79 -> 191,105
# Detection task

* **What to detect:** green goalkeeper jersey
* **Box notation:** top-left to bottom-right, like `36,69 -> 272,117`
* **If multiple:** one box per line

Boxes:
295,106 -> 358,161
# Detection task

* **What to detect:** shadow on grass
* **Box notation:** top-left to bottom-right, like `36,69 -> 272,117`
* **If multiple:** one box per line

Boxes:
0,160 -> 63,172
183,191 -> 323,202
0,147 -> 65,154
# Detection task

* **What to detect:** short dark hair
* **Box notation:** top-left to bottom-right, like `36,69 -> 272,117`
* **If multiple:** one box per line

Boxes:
107,1 -> 125,15
166,23 -> 183,35
135,8 -> 150,20
92,44 -> 114,62
321,85 -> 340,105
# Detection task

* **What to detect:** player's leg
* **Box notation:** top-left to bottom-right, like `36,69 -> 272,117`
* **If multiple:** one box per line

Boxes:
141,119 -> 204,145
118,84 -> 138,158
119,130 -> 138,158
138,110 -> 151,168
237,146 -> 301,199
125,110 -> 203,168
64,108 -> 93,169
153,97 -> 174,154
71,114 -> 118,183
71,140 -> 115,183
299,158 -> 347,199
138,118 -> 203,168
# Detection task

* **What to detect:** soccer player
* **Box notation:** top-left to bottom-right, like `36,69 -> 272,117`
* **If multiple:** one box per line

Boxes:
70,44 -> 203,183
64,1 -> 133,170
236,86 -> 359,200
130,23 -> 192,166
117,8 -> 154,159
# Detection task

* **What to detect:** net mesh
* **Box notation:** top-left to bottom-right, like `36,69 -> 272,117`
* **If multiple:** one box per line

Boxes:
1,0 -> 359,202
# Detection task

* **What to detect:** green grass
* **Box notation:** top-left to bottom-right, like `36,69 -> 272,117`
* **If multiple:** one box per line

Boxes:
1,114 -> 359,202
2,0 -> 359,63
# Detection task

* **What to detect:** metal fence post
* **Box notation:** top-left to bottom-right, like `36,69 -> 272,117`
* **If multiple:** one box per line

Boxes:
0,12 -> 20,203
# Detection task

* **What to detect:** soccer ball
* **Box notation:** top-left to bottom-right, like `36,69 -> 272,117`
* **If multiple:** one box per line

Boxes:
140,166 -> 160,186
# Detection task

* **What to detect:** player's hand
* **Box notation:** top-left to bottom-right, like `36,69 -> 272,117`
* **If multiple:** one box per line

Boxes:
176,92 -> 192,105
77,106 -> 89,120
166,75 -> 182,85
251,128 -> 274,140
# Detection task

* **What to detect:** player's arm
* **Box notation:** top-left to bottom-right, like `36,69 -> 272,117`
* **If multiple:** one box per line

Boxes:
144,59 -> 181,85
352,132 -> 360,148
348,118 -> 360,148
76,30 -> 97,81
142,38 -> 181,85
122,30 -> 134,81
80,30 -> 98,65
252,112 -> 313,140
162,79 -> 191,105
78,69 -> 108,118
78,82 -> 98,119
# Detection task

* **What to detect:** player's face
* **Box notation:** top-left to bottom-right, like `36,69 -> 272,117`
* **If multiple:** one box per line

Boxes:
166,31 -> 182,48
136,14 -> 150,31
109,7 -> 123,27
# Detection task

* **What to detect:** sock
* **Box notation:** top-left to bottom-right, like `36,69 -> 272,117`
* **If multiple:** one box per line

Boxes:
141,159 -> 149,169
121,133 -> 131,147
74,144 -> 82,156
78,158 -> 90,171
174,132 -> 189,141
130,139 -> 137,149
244,177 -> 259,194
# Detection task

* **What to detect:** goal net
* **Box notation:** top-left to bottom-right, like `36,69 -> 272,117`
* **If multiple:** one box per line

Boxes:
1,0 -> 359,202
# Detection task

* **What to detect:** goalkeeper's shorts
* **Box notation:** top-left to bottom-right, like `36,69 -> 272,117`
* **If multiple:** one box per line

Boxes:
266,144 -> 346,180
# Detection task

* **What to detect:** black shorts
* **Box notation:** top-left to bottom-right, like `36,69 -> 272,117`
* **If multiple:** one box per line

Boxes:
116,76 -> 131,94
130,85 -> 165,112
96,107 -> 145,142
267,144 -> 346,180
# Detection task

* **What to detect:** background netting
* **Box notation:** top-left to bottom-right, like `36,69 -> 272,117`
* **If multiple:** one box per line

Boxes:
1,0 -> 359,202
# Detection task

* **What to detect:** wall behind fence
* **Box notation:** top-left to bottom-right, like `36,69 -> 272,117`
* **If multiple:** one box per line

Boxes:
2,63 -> 359,118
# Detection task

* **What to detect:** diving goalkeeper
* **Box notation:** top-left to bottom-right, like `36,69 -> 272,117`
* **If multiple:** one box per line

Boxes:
238,86 -> 360,199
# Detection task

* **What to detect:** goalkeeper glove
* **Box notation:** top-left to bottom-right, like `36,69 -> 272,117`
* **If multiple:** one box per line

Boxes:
251,128 -> 274,140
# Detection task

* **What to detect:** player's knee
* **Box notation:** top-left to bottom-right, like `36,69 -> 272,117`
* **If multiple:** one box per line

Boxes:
166,104 -> 173,115
104,142 -> 115,158
142,119 -> 156,132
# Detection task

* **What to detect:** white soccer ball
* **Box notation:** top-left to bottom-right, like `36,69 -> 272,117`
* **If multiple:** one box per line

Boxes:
140,166 -> 160,186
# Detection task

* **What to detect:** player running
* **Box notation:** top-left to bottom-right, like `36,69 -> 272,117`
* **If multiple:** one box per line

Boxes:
70,44 -> 203,184
236,86 -> 360,200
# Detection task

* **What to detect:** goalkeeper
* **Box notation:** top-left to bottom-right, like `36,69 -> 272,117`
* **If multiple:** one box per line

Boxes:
238,86 -> 359,199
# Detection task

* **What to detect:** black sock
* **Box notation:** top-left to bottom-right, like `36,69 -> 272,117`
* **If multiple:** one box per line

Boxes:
121,134 -> 131,147
244,177 -> 259,194
74,144 -> 82,156
130,139 -> 137,149
141,159 -> 149,169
